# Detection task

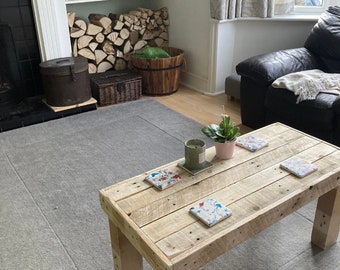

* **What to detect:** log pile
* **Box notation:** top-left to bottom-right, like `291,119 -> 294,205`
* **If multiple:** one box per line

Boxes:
67,7 -> 169,74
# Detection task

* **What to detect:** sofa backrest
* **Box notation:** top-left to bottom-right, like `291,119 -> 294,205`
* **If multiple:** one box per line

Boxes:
304,6 -> 340,72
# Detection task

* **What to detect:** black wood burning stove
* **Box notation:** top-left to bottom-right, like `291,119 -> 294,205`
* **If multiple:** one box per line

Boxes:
0,1 -> 96,132
0,24 -> 21,114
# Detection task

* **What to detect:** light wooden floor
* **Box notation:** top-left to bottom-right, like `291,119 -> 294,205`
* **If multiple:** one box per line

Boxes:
151,85 -> 252,134
152,86 -> 241,126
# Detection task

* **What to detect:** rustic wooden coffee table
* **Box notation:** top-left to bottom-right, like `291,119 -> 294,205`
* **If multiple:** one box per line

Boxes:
100,122 -> 340,270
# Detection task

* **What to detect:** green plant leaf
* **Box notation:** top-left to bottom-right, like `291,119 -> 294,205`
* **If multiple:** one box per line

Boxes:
201,115 -> 240,142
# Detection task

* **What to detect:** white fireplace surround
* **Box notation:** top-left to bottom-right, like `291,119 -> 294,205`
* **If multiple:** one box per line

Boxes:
32,0 -> 71,62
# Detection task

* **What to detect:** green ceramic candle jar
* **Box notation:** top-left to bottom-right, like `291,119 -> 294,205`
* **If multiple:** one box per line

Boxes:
184,139 -> 206,170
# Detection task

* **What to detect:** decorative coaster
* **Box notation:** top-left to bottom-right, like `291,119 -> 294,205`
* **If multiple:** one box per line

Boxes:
177,160 -> 213,175
280,156 -> 317,178
144,169 -> 181,190
236,136 -> 268,152
190,198 -> 232,227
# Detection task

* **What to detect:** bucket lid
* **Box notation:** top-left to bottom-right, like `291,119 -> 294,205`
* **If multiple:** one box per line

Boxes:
39,56 -> 88,75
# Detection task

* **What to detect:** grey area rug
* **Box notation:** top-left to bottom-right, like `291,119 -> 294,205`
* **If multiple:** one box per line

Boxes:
0,98 -> 211,270
0,98 -> 339,270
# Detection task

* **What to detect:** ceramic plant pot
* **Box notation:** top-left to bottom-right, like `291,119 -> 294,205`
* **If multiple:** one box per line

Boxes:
214,140 -> 236,159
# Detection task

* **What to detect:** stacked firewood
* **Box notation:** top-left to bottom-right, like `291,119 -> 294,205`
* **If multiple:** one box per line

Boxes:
67,7 -> 169,74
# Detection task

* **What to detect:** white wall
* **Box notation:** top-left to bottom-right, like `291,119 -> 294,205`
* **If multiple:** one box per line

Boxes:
66,0 -> 158,20
151,1 -> 318,94
66,0 -> 319,95
153,0 -> 211,93
210,18 -> 316,95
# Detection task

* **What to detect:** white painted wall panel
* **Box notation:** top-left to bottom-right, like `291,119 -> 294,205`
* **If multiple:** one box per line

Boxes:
64,0 -> 319,94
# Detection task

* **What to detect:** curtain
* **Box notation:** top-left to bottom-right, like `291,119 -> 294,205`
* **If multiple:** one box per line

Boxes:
210,0 -> 294,20
240,0 -> 275,18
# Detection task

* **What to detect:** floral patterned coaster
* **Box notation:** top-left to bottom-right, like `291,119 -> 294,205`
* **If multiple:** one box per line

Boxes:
190,198 -> 232,227
280,156 -> 317,178
144,169 -> 181,190
236,136 -> 268,152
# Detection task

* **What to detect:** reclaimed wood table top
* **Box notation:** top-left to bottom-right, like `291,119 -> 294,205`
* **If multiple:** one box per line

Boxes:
100,122 -> 340,270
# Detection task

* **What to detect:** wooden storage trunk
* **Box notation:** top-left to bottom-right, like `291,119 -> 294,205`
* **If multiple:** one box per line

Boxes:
40,56 -> 92,107
90,70 -> 142,106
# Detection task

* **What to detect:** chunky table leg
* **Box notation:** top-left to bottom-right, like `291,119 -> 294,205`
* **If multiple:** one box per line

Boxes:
311,187 -> 340,249
109,219 -> 143,270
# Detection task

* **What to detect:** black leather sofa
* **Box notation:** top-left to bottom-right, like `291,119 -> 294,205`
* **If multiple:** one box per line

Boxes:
236,6 -> 340,146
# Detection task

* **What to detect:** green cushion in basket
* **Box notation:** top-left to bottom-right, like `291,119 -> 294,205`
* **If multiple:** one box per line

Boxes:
133,47 -> 171,59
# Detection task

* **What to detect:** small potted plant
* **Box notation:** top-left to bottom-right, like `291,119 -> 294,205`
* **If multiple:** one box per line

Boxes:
201,115 -> 240,159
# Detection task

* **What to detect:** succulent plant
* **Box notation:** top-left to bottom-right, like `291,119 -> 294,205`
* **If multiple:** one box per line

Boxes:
201,115 -> 240,143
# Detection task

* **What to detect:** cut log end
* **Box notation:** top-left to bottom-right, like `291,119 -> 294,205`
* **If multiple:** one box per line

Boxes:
69,7 -> 169,73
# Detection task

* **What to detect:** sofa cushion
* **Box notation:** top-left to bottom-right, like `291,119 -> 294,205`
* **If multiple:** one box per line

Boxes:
236,48 -> 318,86
304,6 -> 340,72
265,86 -> 336,131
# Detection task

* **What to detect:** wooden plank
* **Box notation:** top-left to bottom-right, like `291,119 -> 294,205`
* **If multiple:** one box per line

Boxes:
153,150 -> 340,256
117,127 -> 307,214
151,85 -> 242,126
101,123 -> 293,202
142,143 -> 337,242
123,134 -> 319,225
100,123 -> 340,270
312,186 -> 340,249
100,159 -> 187,202
43,97 -> 97,112
154,151 -> 340,253
100,193 -> 173,270
170,163 -> 340,269
109,220 -> 143,270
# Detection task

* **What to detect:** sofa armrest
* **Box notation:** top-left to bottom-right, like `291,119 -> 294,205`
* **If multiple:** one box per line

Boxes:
333,96 -> 340,114
333,96 -> 340,146
236,48 -> 319,86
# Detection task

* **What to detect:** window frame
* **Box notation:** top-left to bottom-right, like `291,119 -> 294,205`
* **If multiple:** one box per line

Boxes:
65,0 -> 107,4
293,0 -> 334,14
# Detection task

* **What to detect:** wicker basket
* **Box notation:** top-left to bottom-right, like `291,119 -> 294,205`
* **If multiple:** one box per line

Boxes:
130,47 -> 184,96
90,70 -> 142,106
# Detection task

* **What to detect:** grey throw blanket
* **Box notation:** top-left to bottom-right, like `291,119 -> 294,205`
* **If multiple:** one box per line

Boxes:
272,69 -> 340,103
